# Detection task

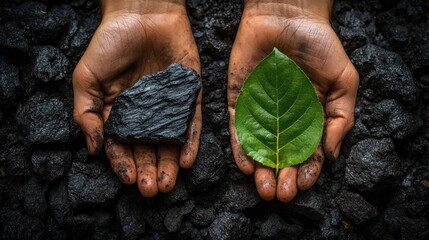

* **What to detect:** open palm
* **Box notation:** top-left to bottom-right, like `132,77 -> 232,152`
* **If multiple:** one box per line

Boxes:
228,3 -> 359,201
73,4 -> 201,197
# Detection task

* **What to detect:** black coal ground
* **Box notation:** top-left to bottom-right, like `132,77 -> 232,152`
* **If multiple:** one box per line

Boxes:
1,0 -> 429,239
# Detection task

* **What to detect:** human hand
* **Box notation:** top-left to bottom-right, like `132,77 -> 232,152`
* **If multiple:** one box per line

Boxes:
228,0 -> 359,202
73,0 -> 201,197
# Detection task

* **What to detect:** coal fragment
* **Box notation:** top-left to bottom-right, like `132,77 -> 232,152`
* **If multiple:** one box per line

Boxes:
218,182 -> 260,212
187,132 -> 227,191
66,211 -> 116,240
285,188 -> 325,221
384,166 -> 429,239
207,212 -> 252,240
190,206 -> 216,227
337,191 -> 378,226
15,2 -> 75,43
351,44 -> 418,105
116,194 -> 146,240
0,22 -> 29,53
31,150 -> 72,181
16,92 -> 71,144
68,160 -> 122,206
49,179 -> 72,225
31,46 -> 69,83
164,200 -> 195,233
259,213 -> 303,240
104,63 -> 201,144
20,177 -> 49,218
0,56 -> 22,107
0,207 -> 48,240
143,204 -> 168,231
345,138 -> 401,192
336,10 -> 372,53
0,120 -> 32,177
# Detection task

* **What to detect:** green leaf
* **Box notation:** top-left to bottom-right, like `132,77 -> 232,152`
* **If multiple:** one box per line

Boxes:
235,48 -> 324,175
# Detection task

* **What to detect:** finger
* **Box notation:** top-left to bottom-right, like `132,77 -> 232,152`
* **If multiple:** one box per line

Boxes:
135,144 -> 158,197
297,144 -> 324,190
105,136 -> 136,184
228,56 -> 255,174
180,90 -> 202,169
227,27 -> 269,175
277,166 -> 298,203
324,62 -> 359,160
73,63 -> 105,155
254,163 -> 276,201
157,144 -> 180,193
229,121 -> 255,175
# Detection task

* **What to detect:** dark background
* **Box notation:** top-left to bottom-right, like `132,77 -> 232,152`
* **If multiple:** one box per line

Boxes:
1,0 -> 428,239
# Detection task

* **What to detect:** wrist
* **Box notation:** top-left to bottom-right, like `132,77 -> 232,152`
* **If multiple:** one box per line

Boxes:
244,0 -> 333,21
100,0 -> 186,16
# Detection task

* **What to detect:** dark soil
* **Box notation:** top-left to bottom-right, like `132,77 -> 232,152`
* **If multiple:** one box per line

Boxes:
1,0 -> 429,239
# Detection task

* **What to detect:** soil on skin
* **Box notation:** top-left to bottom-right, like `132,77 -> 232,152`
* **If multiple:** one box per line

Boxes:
1,0 -> 428,239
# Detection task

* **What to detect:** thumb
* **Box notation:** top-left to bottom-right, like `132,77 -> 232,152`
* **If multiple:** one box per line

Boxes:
323,62 -> 359,160
73,61 -> 105,155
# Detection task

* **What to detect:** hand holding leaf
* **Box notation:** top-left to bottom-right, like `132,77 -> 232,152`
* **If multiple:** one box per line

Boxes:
228,1 -> 359,202
235,48 -> 324,175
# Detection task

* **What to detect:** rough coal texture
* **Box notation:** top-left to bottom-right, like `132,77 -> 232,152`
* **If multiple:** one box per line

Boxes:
104,63 -> 201,144
31,150 -> 72,181
207,212 -> 252,240
0,56 -> 22,107
351,44 -> 419,105
1,0 -> 429,239
163,200 -> 195,233
285,188 -> 326,221
337,191 -> 378,226
68,160 -> 122,207
186,132 -> 227,191
345,138 -> 401,192
16,92 -> 72,144
31,45 -> 69,83
116,194 -> 146,240
259,213 -> 303,240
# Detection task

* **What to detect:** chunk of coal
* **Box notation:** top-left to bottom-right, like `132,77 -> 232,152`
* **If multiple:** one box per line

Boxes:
218,182 -> 260,212
104,63 -> 201,144
285,188 -> 325,221
16,92 -> 71,144
31,46 -> 69,83
190,206 -> 216,227
0,120 -> 32,177
336,191 -> 378,226
207,212 -> 252,240
68,160 -> 122,207
187,132 -> 227,191
31,150 -> 72,181
345,138 -> 401,192
384,166 -> 429,239
0,22 -> 29,53
0,56 -> 22,107
49,179 -> 72,225
20,177 -> 49,219
116,194 -> 146,240
164,200 -> 195,233
351,44 -> 418,105
259,213 -> 303,240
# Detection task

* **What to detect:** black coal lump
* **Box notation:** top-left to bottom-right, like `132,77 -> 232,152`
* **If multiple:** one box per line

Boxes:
104,63 -> 201,144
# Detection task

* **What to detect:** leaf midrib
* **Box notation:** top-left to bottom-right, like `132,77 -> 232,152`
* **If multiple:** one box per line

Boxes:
275,61 -> 280,175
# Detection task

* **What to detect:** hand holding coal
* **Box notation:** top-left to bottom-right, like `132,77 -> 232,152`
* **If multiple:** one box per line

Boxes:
104,63 -> 201,144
